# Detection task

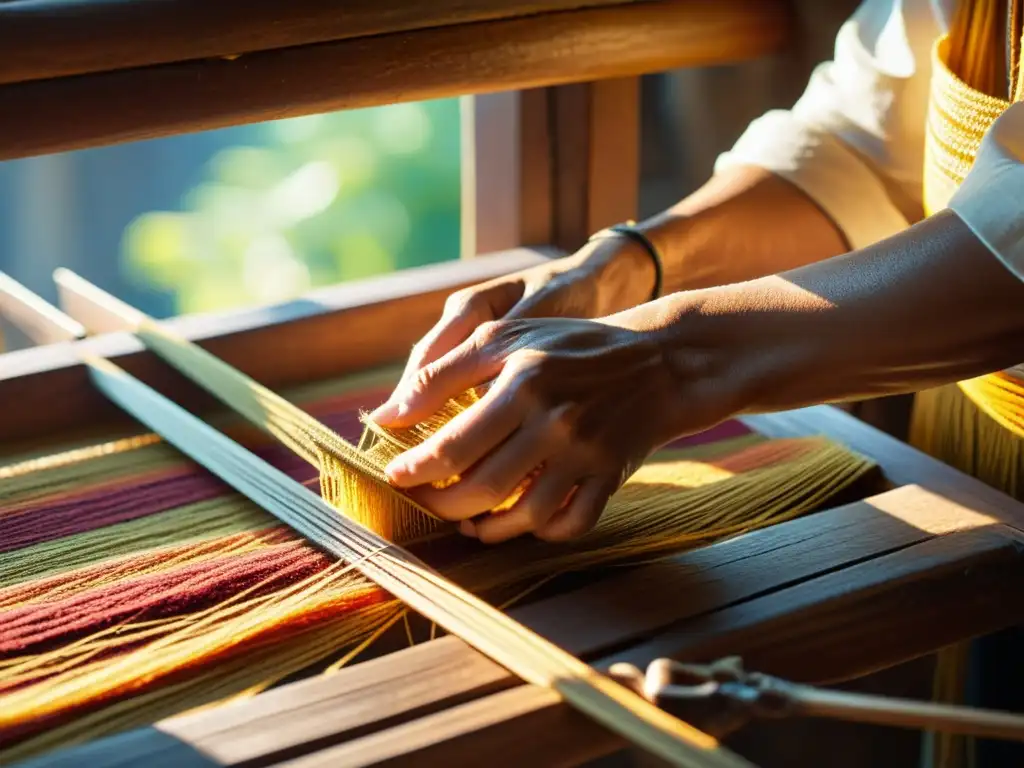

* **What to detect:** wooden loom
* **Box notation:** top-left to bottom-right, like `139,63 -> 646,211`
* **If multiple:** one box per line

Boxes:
2,1 -> 1024,766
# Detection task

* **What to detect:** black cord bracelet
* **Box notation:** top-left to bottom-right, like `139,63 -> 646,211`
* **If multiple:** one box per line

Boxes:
588,221 -> 663,301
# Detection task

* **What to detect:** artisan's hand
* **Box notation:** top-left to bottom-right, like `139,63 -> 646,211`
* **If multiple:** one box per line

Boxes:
369,315 -> 709,543
391,236 -> 656,394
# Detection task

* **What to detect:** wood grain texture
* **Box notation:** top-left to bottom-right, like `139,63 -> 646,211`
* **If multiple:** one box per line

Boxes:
460,88 -> 555,256
0,0 -> 791,161
460,75 -> 640,257
40,484 -> 1019,767
279,684 -> 622,767
0,0 -> 637,85
551,77 -> 642,250
0,248 -> 553,448
309,527 -> 1024,767
168,526 -> 1024,767
606,525 -> 1024,682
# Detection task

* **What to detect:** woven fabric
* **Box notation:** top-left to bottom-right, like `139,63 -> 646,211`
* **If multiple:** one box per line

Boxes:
0,365 -> 875,762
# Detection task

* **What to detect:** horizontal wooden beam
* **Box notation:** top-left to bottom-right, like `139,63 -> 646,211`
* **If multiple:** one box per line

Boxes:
0,0 -> 636,86
0,248 -> 552,448
34,484 -> 1018,767
0,0 -> 791,161
607,525 -> 1024,681
292,526 -> 1024,766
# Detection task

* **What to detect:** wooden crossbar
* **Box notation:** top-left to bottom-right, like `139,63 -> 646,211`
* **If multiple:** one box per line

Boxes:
0,0 -> 645,85
0,0 -> 790,161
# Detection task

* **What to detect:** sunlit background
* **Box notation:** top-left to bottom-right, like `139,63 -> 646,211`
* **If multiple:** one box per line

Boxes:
0,99 -> 461,322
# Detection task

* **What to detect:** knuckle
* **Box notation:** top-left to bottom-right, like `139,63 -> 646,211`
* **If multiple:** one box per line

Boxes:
443,289 -> 475,317
472,319 -> 502,346
408,337 -> 432,365
508,355 -> 543,398
411,364 -> 436,393
574,437 -> 611,469
426,442 -> 463,477
536,512 -> 586,542
530,505 -> 555,531
546,405 -> 579,446
469,479 -> 508,510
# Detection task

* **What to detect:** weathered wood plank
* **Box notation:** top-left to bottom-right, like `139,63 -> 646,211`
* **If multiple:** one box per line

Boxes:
460,88 -> 555,256
227,527 -> 1024,766
30,485 -> 1013,767
0,0 -> 638,85
460,75 -> 642,258
551,77 -> 642,250
279,684 -> 620,767
606,525 -> 1024,682
0,0 -> 790,161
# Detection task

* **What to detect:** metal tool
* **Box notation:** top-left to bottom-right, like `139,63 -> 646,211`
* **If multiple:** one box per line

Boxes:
609,656 -> 1024,742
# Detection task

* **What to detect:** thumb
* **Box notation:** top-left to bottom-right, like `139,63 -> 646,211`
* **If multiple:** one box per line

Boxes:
398,310 -> 479,389
371,329 -> 503,428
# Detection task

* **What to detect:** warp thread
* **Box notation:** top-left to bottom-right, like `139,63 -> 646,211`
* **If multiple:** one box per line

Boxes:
0,370 -> 874,762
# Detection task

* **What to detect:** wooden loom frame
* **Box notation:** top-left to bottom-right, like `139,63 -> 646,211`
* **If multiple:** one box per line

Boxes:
2,1 -> 1024,765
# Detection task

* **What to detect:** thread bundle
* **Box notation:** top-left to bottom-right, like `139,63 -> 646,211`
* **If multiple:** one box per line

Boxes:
0,366 -> 875,763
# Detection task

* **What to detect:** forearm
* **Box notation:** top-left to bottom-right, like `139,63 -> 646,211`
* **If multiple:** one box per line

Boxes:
631,166 -> 852,293
613,210 -> 1024,421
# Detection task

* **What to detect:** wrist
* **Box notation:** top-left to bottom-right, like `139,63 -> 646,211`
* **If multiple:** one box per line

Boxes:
605,279 -> 831,428
603,289 -> 754,436
573,235 -> 658,314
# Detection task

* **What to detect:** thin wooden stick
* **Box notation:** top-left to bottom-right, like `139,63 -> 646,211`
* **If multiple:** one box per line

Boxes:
0,272 -> 84,346
614,657 -> 1024,743
787,684 -> 1024,741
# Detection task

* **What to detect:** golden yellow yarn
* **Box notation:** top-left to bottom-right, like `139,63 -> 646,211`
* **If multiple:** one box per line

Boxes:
917,6 -> 1024,489
923,7 -> 1024,439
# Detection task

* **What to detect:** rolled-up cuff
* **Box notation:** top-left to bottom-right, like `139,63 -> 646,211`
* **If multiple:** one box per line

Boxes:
949,106 -> 1024,282
714,110 -> 910,251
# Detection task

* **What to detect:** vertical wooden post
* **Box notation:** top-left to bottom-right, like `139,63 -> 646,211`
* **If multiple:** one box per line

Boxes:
459,90 -> 552,257
549,76 -> 641,252
460,75 -> 640,258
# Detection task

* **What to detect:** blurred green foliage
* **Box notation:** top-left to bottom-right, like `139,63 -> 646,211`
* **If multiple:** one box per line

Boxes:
123,99 -> 461,315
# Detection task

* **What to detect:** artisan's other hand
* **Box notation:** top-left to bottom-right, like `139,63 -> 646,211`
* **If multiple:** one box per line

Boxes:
369,314 -> 724,543
391,236 -> 656,393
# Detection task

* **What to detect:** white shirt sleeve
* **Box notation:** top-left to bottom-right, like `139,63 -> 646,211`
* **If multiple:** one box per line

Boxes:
949,104 -> 1024,280
713,0 -> 1024,277
714,0 -> 949,251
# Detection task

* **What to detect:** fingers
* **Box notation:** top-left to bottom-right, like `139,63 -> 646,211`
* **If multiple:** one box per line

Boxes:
398,309 -> 478,388
374,284 -> 520,424
385,379 -> 523,490
411,417 -> 554,521
371,322 -> 504,428
374,324 -> 483,426
460,472 -> 614,544
534,476 -> 615,542
469,469 -> 578,544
